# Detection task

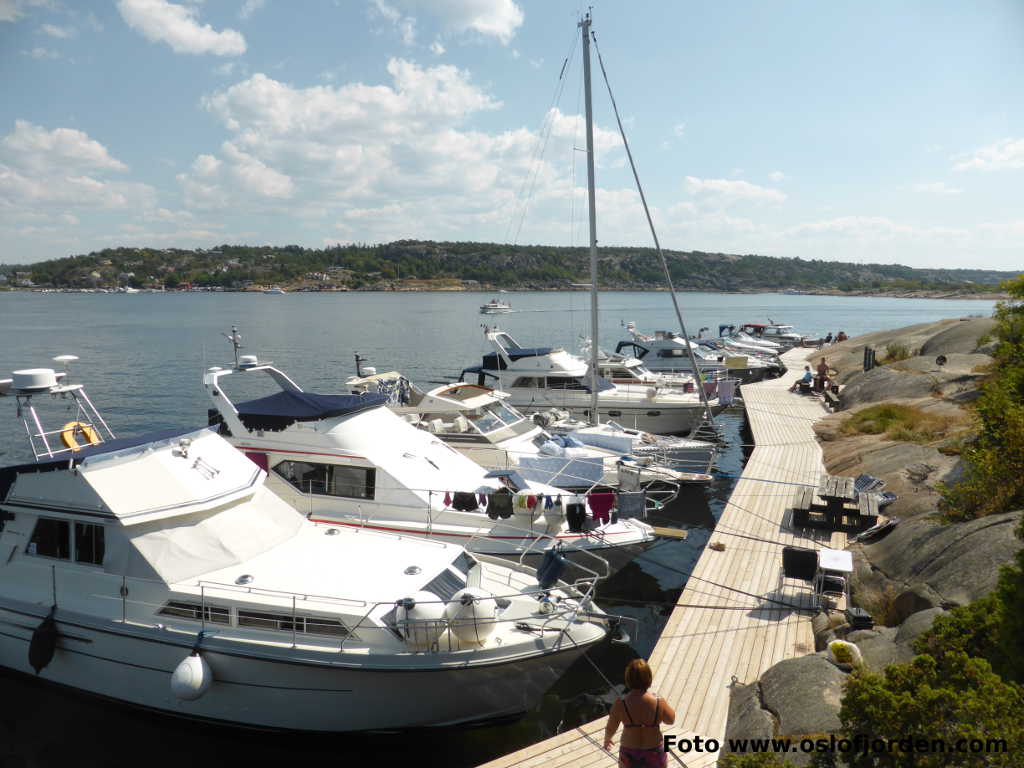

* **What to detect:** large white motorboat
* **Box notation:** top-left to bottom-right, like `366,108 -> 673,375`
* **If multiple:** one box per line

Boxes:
345,369 -> 697,490
203,334 -> 654,554
479,298 -> 512,314
736,321 -> 809,350
615,324 -> 776,384
0,359 -> 624,732
459,328 -> 722,434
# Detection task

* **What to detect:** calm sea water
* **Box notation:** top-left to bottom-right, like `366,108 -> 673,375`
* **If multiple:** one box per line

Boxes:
0,291 -> 995,767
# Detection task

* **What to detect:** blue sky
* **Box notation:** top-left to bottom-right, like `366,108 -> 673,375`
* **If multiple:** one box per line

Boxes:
1,0 -> 1022,270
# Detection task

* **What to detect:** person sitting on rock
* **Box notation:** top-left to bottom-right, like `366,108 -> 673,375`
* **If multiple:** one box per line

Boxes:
836,331 -> 848,343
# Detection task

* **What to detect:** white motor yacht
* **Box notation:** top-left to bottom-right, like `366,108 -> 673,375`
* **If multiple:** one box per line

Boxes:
615,324 -> 775,384
459,328 -> 719,434
737,322 -> 809,350
345,370 -> 693,492
0,359 -> 623,732
204,334 -> 654,554
479,298 -> 512,314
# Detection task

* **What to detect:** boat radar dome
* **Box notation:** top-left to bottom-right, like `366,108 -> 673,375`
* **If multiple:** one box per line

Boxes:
363,366 -> 377,376
238,355 -> 259,369
12,368 -> 58,392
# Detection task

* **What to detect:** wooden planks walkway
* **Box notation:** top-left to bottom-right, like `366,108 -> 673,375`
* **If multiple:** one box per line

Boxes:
480,347 -> 846,768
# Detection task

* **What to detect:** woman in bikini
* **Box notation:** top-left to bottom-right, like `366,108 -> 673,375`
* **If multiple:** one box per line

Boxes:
603,658 -> 676,767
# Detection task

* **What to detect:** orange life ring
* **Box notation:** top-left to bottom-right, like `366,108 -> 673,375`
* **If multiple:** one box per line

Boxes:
60,421 -> 100,452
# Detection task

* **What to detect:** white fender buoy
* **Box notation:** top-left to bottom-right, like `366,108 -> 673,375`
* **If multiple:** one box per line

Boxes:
444,588 -> 498,646
395,591 -> 446,649
828,640 -> 863,669
171,652 -> 213,701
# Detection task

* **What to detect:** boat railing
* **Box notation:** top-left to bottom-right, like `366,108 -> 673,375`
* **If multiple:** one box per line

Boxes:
12,385 -> 116,460
74,566 -> 607,656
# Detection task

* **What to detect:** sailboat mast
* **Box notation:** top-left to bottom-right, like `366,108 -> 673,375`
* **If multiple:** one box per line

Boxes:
581,13 -> 600,426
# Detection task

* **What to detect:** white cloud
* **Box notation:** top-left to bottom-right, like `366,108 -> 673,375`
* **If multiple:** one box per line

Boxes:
39,22 -> 76,38
376,0 -> 523,45
371,0 -> 416,44
0,122 -> 155,225
769,170 -> 785,182
685,176 -> 786,206
2,121 -> 127,173
117,0 -> 246,56
914,181 -> 961,197
672,123 -> 686,138
21,46 -> 59,58
239,0 -> 266,20
0,0 -> 50,23
429,38 -> 445,55
953,138 -> 1024,171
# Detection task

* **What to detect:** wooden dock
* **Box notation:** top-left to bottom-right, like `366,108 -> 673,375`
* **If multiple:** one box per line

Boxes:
480,347 -> 846,768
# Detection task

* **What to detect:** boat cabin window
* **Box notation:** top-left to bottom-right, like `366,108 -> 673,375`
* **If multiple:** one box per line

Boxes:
26,518 -> 70,560
468,402 -> 524,433
657,348 -> 688,358
423,567 -> 467,601
511,376 -> 541,389
25,518 -> 106,566
159,601 -> 230,625
237,610 -> 351,637
274,460 -> 376,500
493,332 -> 523,353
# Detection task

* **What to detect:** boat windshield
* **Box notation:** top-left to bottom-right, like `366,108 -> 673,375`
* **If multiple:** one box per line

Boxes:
468,401 -> 524,433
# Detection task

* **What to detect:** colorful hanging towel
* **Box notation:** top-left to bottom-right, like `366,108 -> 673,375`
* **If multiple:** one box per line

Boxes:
443,491 -> 452,507
587,492 -> 615,524
478,492 -> 488,506
527,494 -> 538,510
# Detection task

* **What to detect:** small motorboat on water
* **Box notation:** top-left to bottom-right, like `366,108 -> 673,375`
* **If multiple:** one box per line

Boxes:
479,298 -> 512,314
0,357 -> 623,732
736,322 -> 808,350
204,329 -> 655,554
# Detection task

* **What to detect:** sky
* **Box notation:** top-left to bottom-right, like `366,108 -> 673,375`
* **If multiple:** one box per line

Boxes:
1,0 -> 1022,270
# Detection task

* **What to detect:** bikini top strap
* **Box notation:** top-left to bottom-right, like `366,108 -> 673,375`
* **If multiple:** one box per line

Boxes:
651,696 -> 660,727
621,697 -> 636,727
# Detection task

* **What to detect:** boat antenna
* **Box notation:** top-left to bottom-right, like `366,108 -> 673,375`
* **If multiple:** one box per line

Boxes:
590,30 -> 715,432
222,326 -> 243,369
580,11 -> 600,426
354,352 -> 367,377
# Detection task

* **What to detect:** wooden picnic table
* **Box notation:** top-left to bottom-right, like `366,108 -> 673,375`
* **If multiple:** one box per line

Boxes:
791,474 -> 875,532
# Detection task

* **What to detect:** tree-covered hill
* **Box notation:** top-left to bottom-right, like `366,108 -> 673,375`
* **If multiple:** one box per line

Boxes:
1,240 -> 1015,294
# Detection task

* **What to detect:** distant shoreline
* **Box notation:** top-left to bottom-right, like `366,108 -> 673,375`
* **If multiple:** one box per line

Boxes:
1,286 -> 1008,301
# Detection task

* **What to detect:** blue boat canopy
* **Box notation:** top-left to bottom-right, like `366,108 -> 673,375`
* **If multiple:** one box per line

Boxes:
481,348 -> 554,370
235,391 -> 387,432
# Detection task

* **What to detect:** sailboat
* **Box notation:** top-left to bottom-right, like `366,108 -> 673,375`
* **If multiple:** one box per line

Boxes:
464,14 -> 719,443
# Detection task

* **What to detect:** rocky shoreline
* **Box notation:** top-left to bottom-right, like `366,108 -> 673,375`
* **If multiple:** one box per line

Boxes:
722,316 -> 1022,764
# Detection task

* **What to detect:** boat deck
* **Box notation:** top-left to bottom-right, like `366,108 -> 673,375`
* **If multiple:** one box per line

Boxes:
479,347 -> 845,768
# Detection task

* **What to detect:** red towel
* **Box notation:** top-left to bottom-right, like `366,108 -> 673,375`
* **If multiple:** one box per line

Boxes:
587,492 -> 615,524
443,491 -> 452,507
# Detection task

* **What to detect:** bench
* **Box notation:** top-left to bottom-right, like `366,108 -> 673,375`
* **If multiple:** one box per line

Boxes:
798,381 -> 813,395
823,389 -> 840,411
857,492 -> 879,525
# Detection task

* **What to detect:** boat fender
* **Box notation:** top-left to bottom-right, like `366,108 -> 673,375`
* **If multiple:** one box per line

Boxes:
828,640 -> 863,670
444,588 -> 498,645
28,607 -> 57,675
537,548 -> 566,590
171,651 -> 213,701
395,590 -> 446,649
645,387 -> 658,400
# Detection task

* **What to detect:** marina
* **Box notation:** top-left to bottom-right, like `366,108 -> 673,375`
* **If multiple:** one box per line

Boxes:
480,345 -> 844,767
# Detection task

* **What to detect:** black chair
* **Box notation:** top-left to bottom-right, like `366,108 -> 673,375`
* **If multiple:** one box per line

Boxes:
782,546 -> 818,581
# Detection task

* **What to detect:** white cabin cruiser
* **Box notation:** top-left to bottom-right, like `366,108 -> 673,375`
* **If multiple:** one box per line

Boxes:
0,360 -> 624,732
480,299 -> 512,314
615,325 -> 774,384
203,337 -> 654,555
737,322 -> 808,350
459,328 -> 719,434
345,370 -> 690,493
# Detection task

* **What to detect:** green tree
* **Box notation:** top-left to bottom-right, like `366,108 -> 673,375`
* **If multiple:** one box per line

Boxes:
838,653 -> 1023,767
940,274 -> 1024,520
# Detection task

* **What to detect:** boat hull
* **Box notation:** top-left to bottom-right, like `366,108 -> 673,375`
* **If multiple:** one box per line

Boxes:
0,603 -> 597,732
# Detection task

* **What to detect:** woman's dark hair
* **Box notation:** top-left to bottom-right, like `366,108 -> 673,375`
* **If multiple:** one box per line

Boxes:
624,658 -> 653,691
